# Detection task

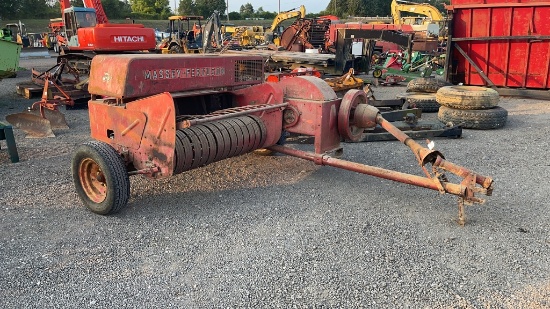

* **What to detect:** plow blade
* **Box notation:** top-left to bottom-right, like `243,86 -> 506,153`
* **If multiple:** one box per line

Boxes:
5,108 -> 68,138
29,108 -> 69,130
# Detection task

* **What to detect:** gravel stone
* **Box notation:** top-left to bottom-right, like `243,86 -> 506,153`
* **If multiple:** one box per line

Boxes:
0,54 -> 549,308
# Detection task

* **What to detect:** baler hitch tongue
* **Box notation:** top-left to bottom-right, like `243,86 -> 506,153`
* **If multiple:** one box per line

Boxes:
375,112 -> 494,226
270,101 -> 494,226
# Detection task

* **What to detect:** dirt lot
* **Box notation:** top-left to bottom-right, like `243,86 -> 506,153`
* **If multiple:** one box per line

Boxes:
1,54 -> 549,308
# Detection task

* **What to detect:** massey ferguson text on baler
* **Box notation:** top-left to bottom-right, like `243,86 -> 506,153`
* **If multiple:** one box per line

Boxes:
72,54 -> 494,225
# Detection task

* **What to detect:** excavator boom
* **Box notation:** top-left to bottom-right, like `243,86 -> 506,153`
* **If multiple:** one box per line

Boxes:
83,0 -> 109,24
391,0 -> 444,24
270,5 -> 306,32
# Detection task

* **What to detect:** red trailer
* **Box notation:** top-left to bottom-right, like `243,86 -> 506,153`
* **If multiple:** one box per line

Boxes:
445,0 -> 550,98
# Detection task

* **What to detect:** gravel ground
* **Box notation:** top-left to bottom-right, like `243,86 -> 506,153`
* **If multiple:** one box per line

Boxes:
1,54 -> 549,308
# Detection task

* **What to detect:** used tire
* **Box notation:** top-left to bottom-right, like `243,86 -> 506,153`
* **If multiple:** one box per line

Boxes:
436,86 -> 499,110
437,106 -> 508,130
396,93 -> 440,113
72,141 -> 130,215
406,77 -> 451,93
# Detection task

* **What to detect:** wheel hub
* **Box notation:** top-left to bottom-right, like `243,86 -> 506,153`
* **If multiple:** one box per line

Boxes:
79,158 -> 107,203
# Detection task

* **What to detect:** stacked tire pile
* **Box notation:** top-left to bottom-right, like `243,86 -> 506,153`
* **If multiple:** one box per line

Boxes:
397,78 -> 452,113
436,86 -> 508,130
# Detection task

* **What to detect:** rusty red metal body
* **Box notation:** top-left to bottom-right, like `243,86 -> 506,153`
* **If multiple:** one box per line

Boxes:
78,53 -> 494,224
446,0 -> 550,89
88,54 -> 264,98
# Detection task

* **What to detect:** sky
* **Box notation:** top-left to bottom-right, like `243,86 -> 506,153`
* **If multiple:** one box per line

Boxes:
170,0 -> 331,15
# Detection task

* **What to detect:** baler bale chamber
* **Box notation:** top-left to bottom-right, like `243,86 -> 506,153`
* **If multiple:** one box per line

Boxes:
73,54 -> 494,225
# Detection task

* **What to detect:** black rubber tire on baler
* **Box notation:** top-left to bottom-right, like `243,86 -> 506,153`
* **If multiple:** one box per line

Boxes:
436,86 -> 500,110
437,106 -> 508,130
72,141 -> 130,215
406,77 -> 452,93
397,93 -> 440,113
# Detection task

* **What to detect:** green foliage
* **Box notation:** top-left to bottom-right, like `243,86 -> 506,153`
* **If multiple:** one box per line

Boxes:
177,0 -> 196,15
195,0 -> 226,17
101,0 -> 132,19
228,11 -> 241,20
239,3 -> 254,18
324,0 -> 448,18
0,0 -> 167,21
4,0 -> 436,22
174,0 -> 225,18
325,0 -> 391,18
129,0 -> 171,19
257,11 -> 275,19
0,0 -> 59,20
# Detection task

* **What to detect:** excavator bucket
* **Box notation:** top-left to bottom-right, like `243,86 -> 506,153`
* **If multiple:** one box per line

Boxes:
5,108 -> 68,138
19,47 -> 50,59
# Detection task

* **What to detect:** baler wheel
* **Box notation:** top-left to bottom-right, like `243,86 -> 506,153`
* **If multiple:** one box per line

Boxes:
72,141 -> 130,215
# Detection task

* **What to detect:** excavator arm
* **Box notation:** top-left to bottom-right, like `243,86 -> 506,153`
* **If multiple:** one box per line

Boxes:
60,0 -> 70,11
390,0 -> 444,24
59,0 -> 108,24
83,0 -> 109,24
270,5 -> 306,32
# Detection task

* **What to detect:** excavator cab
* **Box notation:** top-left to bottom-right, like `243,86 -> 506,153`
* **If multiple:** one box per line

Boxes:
61,7 -> 97,47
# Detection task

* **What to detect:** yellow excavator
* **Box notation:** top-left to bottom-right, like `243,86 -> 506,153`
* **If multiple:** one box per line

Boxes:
269,5 -> 306,45
222,5 -> 306,47
270,5 -> 306,33
390,0 -> 444,25
390,0 -> 446,39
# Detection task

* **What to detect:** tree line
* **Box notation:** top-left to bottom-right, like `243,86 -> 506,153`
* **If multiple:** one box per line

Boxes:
323,0 -> 450,18
0,0 -> 449,21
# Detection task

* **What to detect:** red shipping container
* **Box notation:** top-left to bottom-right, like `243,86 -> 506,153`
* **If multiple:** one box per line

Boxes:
447,0 -> 550,89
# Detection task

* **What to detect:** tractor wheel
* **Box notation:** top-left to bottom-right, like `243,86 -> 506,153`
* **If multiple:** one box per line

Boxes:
72,141 -> 130,215
406,77 -> 451,93
397,93 -> 440,113
436,86 -> 499,110
437,106 -> 508,130
372,68 -> 383,78
169,45 -> 184,54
